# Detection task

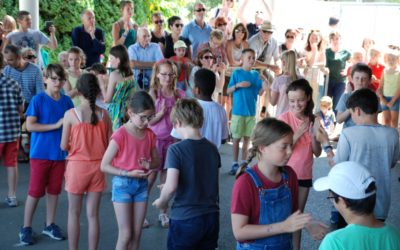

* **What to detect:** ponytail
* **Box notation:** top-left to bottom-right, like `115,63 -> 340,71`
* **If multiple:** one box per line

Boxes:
76,73 -> 101,125
235,145 -> 258,179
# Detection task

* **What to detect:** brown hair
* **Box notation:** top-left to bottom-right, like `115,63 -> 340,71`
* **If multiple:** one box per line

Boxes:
170,98 -> 204,129
67,46 -> 86,68
236,118 -> 293,178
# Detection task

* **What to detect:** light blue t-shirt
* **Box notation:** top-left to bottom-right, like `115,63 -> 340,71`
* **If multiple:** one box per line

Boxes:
26,92 -> 74,160
228,68 -> 262,116
335,92 -> 354,128
6,29 -> 49,54
128,42 -> 164,84
333,124 -> 399,219
181,20 -> 212,57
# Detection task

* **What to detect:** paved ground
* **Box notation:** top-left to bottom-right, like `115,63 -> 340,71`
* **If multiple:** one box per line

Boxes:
0,143 -> 399,250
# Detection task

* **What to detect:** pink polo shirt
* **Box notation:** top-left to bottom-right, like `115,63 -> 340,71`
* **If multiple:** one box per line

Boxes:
279,111 -> 314,180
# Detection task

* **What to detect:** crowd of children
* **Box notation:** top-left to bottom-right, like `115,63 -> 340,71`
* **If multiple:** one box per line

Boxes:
1,1 -> 400,250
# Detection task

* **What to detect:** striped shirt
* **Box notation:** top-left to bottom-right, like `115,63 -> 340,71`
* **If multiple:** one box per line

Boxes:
3,62 -> 44,103
0,73 -> 23,143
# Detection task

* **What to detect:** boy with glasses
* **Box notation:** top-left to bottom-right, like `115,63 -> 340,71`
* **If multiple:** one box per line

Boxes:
314,161 -> 400,250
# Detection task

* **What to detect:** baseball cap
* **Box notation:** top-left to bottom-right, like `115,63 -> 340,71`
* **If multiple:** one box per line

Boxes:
314,161 -> 376,199
260,21 -> 274,32
174,40 -> 187,50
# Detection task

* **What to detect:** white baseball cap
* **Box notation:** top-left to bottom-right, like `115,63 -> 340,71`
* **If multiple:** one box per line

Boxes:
314,161 -> 376,199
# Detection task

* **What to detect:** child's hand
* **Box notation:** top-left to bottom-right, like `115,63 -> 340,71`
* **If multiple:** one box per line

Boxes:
283,210 -> 312,233
138,157 -> 151,170
237,81 -> 250,88
327,151 -> 335,167
293,120 -> 309,142
153,198 -> 168,210
387,101 -> 394,108
128,169 -> 151,179
316,126 -> 330,145
306,220 -> 329,240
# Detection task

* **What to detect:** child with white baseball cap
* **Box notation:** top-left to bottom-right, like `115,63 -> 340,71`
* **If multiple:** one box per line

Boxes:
314,161 -> 400,250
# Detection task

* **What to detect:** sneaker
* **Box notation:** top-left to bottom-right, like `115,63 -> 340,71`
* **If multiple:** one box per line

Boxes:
19,227 -> 34,246
5,196 -> 18,207
142,218 -> 150,229
158,213 -> 169,228
42,223 -> 65,241
229,163 -> 239,175
330,210 -> 339,224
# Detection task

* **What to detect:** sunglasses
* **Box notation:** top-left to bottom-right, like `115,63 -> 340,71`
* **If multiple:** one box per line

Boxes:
217,23 -> 227,27
174,23 -> 184,28
202,56 -> 214,60
25,55 -> 37,59
286,35 -> 295,39
159,73 -> 175,77
235,29 -> 244,33
154,20 -> 164,24
195,8 -> 206,12
262,30 -> 273,34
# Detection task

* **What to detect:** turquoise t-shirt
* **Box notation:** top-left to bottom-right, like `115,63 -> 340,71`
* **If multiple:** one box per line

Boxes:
26,92 -> 74,160
319,224 -> 400,250
326,48 -> 351,82
228,68 -> 262,116
119,28 -> 136,48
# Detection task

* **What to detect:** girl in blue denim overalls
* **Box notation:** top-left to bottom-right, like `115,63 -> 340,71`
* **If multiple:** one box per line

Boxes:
231,118 -> 326,250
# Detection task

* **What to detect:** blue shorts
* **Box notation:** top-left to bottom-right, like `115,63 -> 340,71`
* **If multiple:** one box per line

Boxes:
111,176 -> 148,203
168,212 -> 219,250
381,96 -> 400,111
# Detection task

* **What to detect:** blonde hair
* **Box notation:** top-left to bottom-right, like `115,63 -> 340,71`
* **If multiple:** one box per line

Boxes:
369,48 -> 381,59
281,50 -> 298,82
236,118 -> 293,178
150,60 -> 179,98
210,29 -> 224,41
2,15 -> 17,33
320,96 -> 333,109
170,98 -> 204,129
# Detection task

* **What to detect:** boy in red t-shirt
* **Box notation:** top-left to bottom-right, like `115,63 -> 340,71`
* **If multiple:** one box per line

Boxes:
170,40 -> 192,92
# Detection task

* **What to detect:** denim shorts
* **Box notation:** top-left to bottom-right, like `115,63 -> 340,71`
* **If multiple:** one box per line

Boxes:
381,96 -> 400,111
111,176 -> 148,203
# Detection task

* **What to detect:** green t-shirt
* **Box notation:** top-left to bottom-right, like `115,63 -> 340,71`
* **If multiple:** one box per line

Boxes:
326,48 -> 351,82
319,224 -> 400,250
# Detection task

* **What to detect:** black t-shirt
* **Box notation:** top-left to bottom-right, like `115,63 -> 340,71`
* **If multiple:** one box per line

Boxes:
150,30 -> 168,45
164,34 -> 191,59
165,138 -> 220,220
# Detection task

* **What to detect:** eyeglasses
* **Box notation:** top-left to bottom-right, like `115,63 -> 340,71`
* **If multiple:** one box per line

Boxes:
49,76 -> 66,82
135,113 -> 155,123
174,23 -> 184,28
217,23 -> 227,27
202,56 -> 214,60
154,20 -> 164,24
195,8 -> 206,12
262,30 -> 273,34
159,73 -> 176,78
24,55 -> 37,59
286,35 -> 295,39
235,29 -> 244,33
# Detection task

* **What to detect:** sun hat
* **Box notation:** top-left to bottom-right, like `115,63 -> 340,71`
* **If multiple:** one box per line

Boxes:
174,40 -> 187,50
314,161 -> 376,199
260,21 -> 275,32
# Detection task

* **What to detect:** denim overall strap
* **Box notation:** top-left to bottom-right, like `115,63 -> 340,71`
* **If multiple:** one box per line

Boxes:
237,167 -> 293,250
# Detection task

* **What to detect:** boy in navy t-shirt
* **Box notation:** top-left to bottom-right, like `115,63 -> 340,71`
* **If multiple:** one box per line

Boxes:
153,98 -> 220,249
19,64 -> 73,246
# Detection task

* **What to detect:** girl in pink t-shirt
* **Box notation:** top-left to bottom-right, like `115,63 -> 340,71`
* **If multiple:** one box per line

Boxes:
101,91 -> 160,250
148,59 -> 185,228
278,79 -> 323,250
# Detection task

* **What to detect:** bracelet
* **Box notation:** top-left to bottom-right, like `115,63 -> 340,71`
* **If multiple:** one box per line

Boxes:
119,170 -> 128,176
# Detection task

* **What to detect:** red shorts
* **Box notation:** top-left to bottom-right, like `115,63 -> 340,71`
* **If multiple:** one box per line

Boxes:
0,141 -> 19,167
65,160 -> 106,194
28,159 -> 66,198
